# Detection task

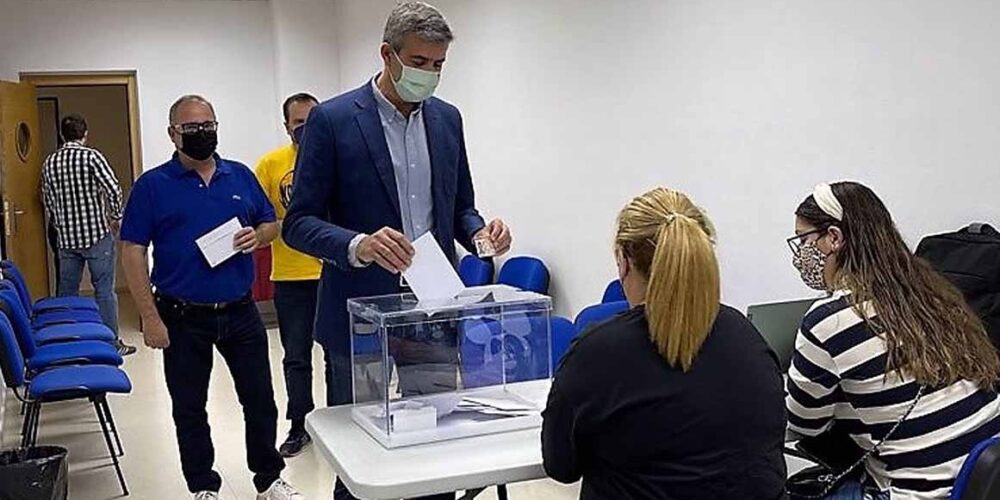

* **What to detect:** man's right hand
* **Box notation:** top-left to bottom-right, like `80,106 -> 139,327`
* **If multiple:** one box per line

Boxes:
143,316 -> 170,349
357,227 -> 415,274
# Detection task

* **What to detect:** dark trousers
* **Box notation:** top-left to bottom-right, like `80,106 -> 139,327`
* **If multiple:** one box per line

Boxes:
324,347 -> 354,407
273,280 -> 320,422
157,296 -> 285,494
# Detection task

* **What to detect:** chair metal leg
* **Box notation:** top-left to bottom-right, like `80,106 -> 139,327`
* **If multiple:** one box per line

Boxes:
19,402 -> 37,448
98,397 -> 124,457
459,488 -> 486,500
19,402 -> 32,445
29,403 -> 41,448
93,399 -> 129,496
498,484 -> 509,500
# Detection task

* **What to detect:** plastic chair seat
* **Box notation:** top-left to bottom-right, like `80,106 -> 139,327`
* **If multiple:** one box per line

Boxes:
33,296 -> 99,313
549,317 -> 577,368
32,309 -> 103,329
574,301 -> 629,333
602,280 -> 626,303
27,341 -> 123,372
29,365 -> 132,401
34,323 -> 115,345
951,437 -> 1000,499
496,257 -> 550,294
459,255 -> 494,287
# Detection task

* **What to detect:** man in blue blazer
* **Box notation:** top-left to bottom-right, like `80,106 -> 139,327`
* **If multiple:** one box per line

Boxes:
283,0 -> 511,470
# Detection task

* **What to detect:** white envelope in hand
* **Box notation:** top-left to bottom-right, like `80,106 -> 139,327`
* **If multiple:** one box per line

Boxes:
195,217 -> 244,268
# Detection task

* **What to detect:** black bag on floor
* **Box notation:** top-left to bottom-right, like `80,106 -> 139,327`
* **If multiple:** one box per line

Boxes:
0,446 -> 68,500
915,223 -> 1000,350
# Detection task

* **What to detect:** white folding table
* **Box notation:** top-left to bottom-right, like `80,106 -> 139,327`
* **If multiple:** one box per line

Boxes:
307,380 -> 815,499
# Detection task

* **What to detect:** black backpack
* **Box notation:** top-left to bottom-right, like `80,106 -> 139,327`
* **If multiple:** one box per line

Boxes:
915,223 -> 1000,350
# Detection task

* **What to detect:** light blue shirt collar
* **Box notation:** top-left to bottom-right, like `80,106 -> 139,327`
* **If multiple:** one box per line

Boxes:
371,74 -> 423,123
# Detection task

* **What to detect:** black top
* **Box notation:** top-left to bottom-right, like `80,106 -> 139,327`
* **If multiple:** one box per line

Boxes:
542,305 -> 787,500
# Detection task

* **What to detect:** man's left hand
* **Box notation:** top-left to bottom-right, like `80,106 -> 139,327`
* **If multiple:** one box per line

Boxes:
475,218 -> 512,256
234,227 -> 259,253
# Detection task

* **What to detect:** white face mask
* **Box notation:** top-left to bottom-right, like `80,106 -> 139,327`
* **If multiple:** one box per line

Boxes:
391,51 -> 440,103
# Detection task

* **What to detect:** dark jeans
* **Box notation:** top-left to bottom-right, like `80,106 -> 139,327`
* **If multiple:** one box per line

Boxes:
157,295 -> 285,494
57,233 -> 119,335
325,347 -> 354,407
274,280 -> 320,423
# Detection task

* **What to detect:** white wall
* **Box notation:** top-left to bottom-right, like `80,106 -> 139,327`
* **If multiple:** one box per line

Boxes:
0,0 -> 284,169
333,0 -> 1000,316
3,0 -> 999,319
271,0 -> 341,104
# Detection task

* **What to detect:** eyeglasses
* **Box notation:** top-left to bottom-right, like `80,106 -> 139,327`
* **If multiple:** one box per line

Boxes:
786,227 -> 828,256
171,121 -> 219,134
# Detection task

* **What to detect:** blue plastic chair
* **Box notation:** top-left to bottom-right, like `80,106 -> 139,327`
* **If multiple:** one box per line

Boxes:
549,316 -> 577,369
496,256 -> 550,294
0,313 -> 131,495
574,300 -> 629,333
458,255 -> 495,287
1,260 -> 99,313
951,437 -> 1000,499
0,288 -> 121,372
0,283 -> 114,346
602,280 -> 626,303
0,266 -> 103,329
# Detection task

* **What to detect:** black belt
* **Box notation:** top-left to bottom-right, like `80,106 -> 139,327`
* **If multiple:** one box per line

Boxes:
154,293 -> 252,312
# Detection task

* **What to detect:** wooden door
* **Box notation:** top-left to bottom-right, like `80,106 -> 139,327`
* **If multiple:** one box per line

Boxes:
0,81 -> 48,298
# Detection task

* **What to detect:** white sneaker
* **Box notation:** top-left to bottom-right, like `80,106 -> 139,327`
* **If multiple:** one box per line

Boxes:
257,478 -> 305,500
193,492 -> 219,500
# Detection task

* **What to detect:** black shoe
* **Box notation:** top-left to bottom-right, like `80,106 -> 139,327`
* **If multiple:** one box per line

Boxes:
279,429 -> 311,458
115,340 -> 137,356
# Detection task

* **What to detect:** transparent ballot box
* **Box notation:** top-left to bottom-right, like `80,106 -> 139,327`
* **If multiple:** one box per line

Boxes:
348,285 -> 553,448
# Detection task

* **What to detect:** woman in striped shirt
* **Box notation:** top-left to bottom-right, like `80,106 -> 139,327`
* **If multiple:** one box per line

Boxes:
786,181 -> 1000,500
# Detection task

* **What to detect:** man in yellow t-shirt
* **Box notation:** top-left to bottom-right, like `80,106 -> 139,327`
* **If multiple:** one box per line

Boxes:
254,92 -> 321,458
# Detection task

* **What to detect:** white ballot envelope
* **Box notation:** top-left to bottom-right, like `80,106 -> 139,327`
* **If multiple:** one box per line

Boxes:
403,233 -> 466,302
196,217 -> 244,268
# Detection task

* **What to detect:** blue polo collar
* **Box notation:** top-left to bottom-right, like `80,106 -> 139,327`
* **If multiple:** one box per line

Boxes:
165,152 -> 231,178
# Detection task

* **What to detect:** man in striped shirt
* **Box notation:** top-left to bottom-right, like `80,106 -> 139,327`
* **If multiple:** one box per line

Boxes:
41,114 -> 135,355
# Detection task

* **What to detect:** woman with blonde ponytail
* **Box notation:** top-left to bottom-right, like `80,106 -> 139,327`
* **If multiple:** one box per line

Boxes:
542,187 -> 787,500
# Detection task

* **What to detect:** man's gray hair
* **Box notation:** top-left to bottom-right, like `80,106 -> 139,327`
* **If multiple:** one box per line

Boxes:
169,94 -> 216,124
383,2 -> 453,52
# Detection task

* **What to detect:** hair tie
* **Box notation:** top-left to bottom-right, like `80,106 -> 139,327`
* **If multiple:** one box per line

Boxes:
813,183 -> 844,221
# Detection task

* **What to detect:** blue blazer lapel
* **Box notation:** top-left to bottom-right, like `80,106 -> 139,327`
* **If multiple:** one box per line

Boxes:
423,101 -> 455,235
354,87 -> 401,219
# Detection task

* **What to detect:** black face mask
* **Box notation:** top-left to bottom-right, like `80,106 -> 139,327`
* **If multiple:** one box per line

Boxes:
180,130 -> 218,161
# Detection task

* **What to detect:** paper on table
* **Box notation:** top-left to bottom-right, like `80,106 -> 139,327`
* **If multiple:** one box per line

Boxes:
195,217 -> 243,268
403,232 -> 466,302
460,396 -> 537,412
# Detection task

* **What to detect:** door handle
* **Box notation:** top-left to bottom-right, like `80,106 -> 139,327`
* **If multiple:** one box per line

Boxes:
2,201 -> 11,238
3,202 -> 24,237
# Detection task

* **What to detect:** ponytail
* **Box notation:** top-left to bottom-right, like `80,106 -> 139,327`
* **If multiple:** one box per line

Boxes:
616,188 -> 720,372
646,215 -> 720,371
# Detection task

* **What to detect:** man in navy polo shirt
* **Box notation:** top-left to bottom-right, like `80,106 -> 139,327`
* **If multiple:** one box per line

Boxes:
120,95 -> 303,500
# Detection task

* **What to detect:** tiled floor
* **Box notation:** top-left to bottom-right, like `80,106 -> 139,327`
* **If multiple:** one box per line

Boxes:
1,298 -> 580,500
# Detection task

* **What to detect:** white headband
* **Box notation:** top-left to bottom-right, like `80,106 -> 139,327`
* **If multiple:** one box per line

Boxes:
813,183 -> 844,221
